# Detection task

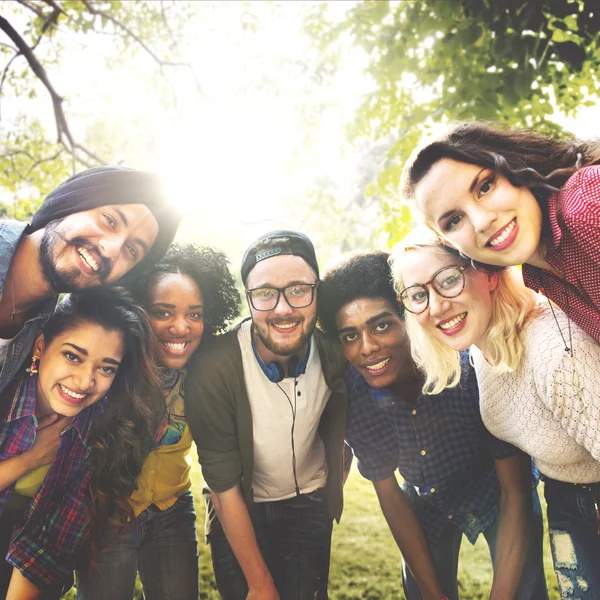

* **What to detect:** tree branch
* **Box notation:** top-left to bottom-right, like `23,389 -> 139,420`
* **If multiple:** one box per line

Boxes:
80,0 -> 202,93
0,14 -> 106,167
14,0 -> 45,18
0,50 -> 22,121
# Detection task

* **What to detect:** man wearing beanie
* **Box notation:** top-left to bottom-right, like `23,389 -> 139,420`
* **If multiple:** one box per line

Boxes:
186,230 -> 347,600
0,165 -> 180,394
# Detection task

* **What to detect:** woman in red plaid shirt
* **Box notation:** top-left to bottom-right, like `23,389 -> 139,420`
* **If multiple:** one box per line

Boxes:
0,287 -> 163,599
401,121 -> 600,344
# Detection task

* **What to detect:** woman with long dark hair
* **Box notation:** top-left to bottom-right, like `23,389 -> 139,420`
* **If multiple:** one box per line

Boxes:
0,288 -> 163,600
77,244 -> 239,600
401,121 -> 600,343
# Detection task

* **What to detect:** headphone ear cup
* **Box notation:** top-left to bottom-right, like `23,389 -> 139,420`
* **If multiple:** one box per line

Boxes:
270,361 -> 285,383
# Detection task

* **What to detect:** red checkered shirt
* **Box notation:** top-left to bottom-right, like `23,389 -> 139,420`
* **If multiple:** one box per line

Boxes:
523,165 -> 600,343
0,374 -> 104,589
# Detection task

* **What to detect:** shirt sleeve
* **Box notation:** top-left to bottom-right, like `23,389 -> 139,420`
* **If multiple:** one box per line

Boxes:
483,428 -> 520,460
534,314 -> 600,463
184,336 -> 245,493
7,467 -> 91,589
561,166 -> 600,309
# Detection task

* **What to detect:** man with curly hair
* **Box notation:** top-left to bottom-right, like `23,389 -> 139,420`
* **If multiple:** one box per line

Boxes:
186,230 -> 347,600
318,249 -> 548,600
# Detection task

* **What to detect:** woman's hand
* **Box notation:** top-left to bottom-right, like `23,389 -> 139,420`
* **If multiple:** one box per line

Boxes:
26,415 -> 70,468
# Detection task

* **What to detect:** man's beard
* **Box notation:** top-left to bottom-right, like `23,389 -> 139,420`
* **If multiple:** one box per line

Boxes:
253,314 -> 317,358
39,219 -> 111,292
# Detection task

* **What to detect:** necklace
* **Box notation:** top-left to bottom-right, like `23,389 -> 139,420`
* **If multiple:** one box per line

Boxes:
9,281 -> 40,321
537,270 -> 589,421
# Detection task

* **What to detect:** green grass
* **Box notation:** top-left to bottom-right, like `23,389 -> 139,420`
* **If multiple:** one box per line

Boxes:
65,460 -> 561,599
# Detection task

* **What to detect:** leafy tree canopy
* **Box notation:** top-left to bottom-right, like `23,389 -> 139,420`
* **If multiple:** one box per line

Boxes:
306,0 -> 600,243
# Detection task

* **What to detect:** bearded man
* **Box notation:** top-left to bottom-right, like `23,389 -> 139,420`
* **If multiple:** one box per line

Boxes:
186,230 -> 347,600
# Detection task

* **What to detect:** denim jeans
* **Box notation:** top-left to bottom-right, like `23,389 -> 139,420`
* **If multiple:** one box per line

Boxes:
544,478 -> 600,599
76,491 -> 199,600
208,487 -> 333,600
402,488 -> 548,600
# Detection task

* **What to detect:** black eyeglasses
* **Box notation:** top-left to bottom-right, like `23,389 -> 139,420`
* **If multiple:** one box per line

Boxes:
399,265 -> 469,314
246,283 -> 318,311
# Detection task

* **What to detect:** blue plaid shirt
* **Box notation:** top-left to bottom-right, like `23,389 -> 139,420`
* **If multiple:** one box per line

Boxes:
345,356 -> 518,545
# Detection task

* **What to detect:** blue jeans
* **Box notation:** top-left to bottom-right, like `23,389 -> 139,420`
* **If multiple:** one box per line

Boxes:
208,487 -> 333,600
402,489 -> 548,600
76,491 -> 199,600
544,478 -> 600,599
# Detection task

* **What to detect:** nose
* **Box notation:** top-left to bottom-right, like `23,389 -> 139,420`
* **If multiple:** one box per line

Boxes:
273,292 -> 294,316
360,332 -> 380,356
169,316 -> 189,336
73,364 -> 95,392
470,204 -> 496,234
428,288 -> 452,318
98,233 -> 127,259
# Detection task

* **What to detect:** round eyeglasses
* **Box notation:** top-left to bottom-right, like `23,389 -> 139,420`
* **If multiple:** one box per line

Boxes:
246,283 -> 317,311
399,265 -> 469,314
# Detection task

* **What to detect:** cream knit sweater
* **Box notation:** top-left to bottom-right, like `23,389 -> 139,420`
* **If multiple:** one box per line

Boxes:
472,303 -> 600,483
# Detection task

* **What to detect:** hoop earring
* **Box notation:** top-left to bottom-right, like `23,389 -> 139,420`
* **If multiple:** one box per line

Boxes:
26,351 -> 39,376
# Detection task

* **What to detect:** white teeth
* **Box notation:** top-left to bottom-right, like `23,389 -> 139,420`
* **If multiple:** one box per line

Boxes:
163,342 -> 187,350
274,322 -> 298,330
489,219 -> 516,247
59,384 -> 86,399
439,313 -> 467,330
365,358 -> 390,371
78,247 -> 99,271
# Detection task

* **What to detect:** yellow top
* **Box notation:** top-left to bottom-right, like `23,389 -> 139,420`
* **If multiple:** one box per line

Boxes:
129,424 -> 193,516
14,462 -> 51,497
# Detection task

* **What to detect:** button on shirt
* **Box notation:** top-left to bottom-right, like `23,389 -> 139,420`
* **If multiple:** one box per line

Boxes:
345,356 -> 518,545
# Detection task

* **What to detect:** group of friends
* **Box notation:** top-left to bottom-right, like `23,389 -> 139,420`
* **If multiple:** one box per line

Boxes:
0,121 -> 599,600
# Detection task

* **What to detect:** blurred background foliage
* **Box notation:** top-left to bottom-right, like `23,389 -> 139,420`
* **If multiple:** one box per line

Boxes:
1,0 -> 599,253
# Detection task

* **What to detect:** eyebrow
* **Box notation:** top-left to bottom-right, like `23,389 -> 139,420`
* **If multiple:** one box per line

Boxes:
114,206 -> 150,257
151,302 -> 204,309
249,280 -> 315,289
63,343 -> 121,366
468,167 -> 487,193
436,167 -> 487,225
337,311 -> 395,335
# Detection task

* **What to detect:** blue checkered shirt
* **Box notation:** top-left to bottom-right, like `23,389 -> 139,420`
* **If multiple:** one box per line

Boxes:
345,355 -> 519,545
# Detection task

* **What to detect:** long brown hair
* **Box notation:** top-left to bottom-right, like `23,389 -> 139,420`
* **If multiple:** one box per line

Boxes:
42,288 -> 164,568
401,121 -> 600,220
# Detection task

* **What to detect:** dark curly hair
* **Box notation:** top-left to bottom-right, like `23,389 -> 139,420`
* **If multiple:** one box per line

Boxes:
318,249 -> 403,337
39,288 -> 164,571
126,243 -> 240,336
401,121 -> 600,234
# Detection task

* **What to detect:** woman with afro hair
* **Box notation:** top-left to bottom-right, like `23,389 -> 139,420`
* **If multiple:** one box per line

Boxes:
76,244 -> 240,600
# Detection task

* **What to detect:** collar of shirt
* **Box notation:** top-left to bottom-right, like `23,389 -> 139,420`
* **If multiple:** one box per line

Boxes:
3,373 -> 104,449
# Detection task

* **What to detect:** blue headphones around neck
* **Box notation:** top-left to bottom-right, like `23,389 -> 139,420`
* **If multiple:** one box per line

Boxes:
251,336 -> 311,383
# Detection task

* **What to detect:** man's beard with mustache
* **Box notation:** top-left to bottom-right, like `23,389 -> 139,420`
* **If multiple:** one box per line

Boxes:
39,219 -> 111,292
253,314 -> 317,358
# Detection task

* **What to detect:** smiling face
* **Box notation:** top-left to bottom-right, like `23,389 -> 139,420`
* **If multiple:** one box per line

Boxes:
39,204 -> 159,291
400,246 -> 497,352
147,272 -> 205,369
336,297 -> 412,389
413,158 -> 543,267
246,254 -> 318,361
34,322 -> 125,419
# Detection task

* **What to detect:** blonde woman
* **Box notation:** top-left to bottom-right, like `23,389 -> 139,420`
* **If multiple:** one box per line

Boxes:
390,228 -> 600,599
